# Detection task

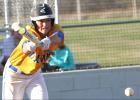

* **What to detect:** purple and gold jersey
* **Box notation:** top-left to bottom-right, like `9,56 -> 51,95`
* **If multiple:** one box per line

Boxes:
9,24 -> 64,75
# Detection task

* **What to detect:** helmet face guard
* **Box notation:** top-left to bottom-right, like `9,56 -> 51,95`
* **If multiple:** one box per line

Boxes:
30,3 -> 55,21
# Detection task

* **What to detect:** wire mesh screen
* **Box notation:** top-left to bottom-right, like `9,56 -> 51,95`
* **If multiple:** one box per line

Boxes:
58,0 -> 140,67
1,0 -> 140,67
1,0 -> 56,25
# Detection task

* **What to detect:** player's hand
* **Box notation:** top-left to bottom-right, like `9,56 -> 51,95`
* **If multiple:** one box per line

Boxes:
40,36 -> 51,50
22,41 -> 37,54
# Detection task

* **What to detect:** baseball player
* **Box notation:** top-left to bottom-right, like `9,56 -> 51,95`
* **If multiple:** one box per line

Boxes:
2,3 -> 64,100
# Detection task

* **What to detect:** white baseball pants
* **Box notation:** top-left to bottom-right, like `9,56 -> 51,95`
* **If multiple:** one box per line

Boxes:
2,60 -> 49,100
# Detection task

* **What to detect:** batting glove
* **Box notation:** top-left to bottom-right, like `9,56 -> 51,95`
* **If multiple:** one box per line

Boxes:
40,36 -> 51,50
22,41 -> 37,54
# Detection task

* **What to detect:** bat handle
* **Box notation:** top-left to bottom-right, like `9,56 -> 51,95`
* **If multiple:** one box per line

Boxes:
18,27 -> 26,35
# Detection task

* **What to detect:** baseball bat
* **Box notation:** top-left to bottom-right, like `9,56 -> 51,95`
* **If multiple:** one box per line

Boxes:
11,22 -> 42,46
11,22 -> 64,46
19,26 -> 41,46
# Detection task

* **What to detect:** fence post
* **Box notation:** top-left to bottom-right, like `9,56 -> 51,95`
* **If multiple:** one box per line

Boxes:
4,0 -> 9,27
55,0 -> 59,24
132,0 -> 137,19
76,0 -> 81,21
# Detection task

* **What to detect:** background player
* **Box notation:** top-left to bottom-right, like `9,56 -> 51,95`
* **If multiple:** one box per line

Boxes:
0,29 -> 22,69
2,3 -> 64,100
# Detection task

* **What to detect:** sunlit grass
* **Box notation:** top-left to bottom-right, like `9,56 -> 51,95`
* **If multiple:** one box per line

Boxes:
63,23 -> 140,67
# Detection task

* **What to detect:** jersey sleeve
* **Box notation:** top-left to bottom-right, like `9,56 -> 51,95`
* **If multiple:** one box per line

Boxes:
49,24 -> 64,51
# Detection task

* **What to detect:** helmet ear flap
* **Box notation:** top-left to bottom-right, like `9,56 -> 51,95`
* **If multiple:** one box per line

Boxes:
32,21 -> 37,28
31,21 -> 39,32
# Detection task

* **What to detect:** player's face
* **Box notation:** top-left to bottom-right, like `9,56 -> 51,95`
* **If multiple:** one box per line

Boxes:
36,19 -> 52,35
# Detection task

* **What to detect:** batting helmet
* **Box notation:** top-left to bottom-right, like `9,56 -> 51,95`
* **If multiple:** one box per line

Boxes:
30,3 -> 54,21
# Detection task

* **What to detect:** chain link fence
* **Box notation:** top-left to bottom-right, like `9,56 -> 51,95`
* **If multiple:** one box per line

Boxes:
1,0 -> 140,67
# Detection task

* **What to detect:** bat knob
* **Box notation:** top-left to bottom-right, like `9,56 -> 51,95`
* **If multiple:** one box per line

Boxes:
18,27 -> 26,35
11,22 -> 21,31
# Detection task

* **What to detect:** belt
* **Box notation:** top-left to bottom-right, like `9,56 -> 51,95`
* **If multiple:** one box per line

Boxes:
9,65 -> 26,75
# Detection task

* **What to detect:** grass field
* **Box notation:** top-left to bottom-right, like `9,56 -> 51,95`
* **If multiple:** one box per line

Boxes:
63,22 -> 140,67
0,19 -> 140,68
